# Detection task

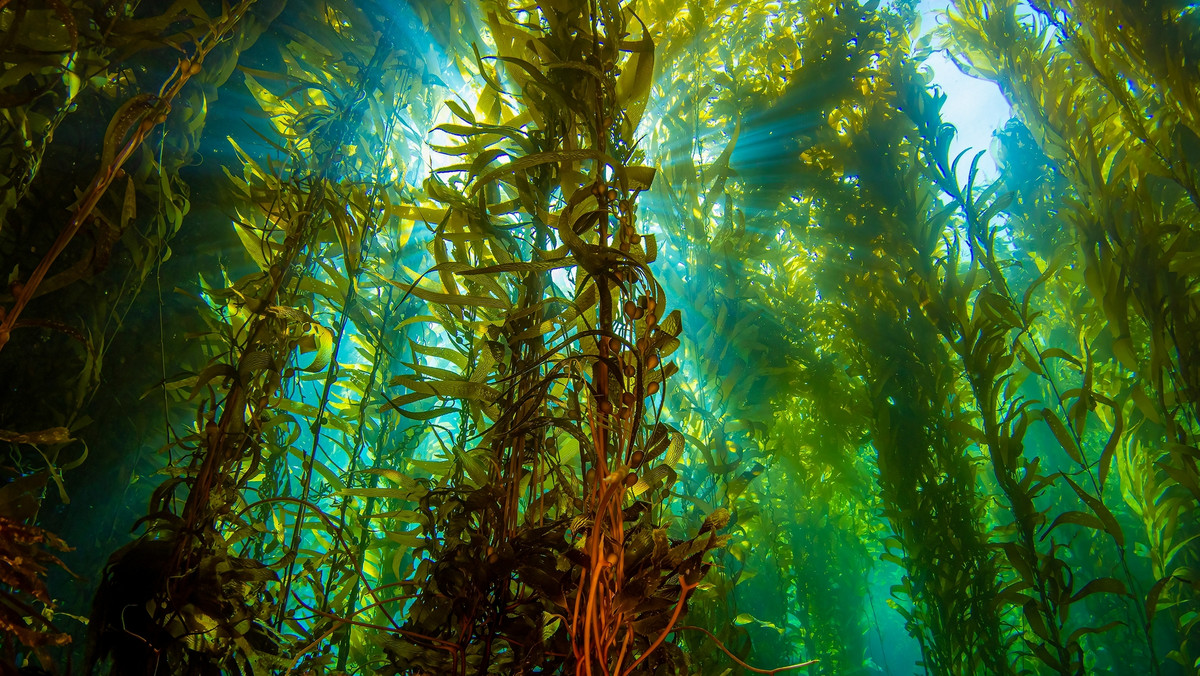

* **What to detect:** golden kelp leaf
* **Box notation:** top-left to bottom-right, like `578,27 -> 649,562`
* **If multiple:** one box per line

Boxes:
1043,510 -> 1105,539
363,509 -> 422,522
665,431 -> 684,466
631,464 -> 675,496
1130,385 -> 1162,423
514,285 -> 599,343
409,339 -> 469,370
339,487 -> 425,502
444,98 -> 475,124
101,93 -> 156,170
237,350 -> 273,379
470,149 -> 603,196
616,9 -> 654,123
657,309 -> 682,338
188,363 -> 237,399
725,462 -> 766,501
388,375 -> 500,403
1023,599 -> 1051,641
283,443 -> 346,490
298,325 -> 334,373
1145,575 -> 1173,623
120,176 -> 137,231
275,399 -> 354,436
373,271 -> 510,310
395,406 -> 459,421
997,542 -> 1036,585
1041,410 -> 1083,466
1040,347 -> 1082,368
700,508 -> 730,533
624,165 -> 656,192
541,615 -> 561,642
1013,341 -> 1044,376
1111,335 -> 1138,371
456,259 -> 576,276
328,204 -> 360,274
1096,396 -> 1124,491
408,361 -> 462,383
641,423 -> 670,461
233,221 -> 274,271
296,277 -> 344,304
568,515 -> 591,536
1067,577 -> 1127,606
1062,475 -> 1124,548
361,467 -> 421,490
0,427 -> 73,446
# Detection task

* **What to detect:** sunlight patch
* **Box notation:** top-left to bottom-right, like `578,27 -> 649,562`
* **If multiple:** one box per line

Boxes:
918,0 -> 1012,183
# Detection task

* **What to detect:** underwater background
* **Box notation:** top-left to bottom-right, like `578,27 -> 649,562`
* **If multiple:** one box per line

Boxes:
1,0 -> 1199,674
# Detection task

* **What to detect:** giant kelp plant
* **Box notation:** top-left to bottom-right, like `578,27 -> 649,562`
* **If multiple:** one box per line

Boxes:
1,0 -> 1198,674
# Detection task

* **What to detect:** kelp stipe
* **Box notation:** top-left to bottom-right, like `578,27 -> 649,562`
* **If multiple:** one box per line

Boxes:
948,0 -> 1200,669
885,58 -> 1152,673
329,0 -> 767,673
84,2 -> 415,673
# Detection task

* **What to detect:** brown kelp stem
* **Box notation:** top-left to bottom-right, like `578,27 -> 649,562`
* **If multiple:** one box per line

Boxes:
675,626 -> 820,674
0,0 -> 256,351
273,45 -> 402,623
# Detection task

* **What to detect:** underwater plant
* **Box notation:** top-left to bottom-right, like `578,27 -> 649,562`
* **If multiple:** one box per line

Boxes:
2,0 -> 1198,674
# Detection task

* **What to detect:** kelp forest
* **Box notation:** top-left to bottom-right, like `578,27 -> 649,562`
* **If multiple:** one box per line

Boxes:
1,0 -> 1199,674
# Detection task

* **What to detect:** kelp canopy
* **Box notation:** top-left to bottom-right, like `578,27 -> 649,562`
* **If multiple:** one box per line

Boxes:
1,0 -> 1198,674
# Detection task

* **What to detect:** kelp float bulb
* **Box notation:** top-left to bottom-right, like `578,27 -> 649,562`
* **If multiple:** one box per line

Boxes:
205,421 -> 221,447
646,354 -> 660,370
623,473 -> 637,488
647,382 -> 660,396
599,399 -> 613,415
629,450 -> 645,467
623,364 -> 635,378
621,392 -> 635,407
